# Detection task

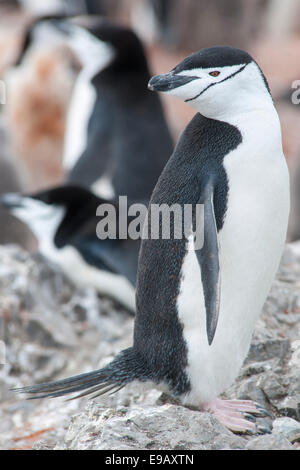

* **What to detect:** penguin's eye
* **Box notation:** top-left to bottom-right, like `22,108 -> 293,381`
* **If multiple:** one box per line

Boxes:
209,71 -> 220,77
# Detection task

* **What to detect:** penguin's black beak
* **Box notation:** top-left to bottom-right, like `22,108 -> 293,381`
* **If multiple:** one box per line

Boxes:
148,72 -> 198,92
0,193 -> 24,210
49,18 -> 73,36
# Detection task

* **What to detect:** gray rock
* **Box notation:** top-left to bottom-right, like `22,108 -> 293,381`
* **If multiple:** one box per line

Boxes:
245,434 -> 294,450
278,242 -> 300,281
228,376 -> 270,408
24,312 -> 78,348
1,242 -> 300,450
256,371 -> 288,400
289,340 -> 300,370
275,395 -> 300,420
17,344 -> 67,383
241,359 -> 278,378
247,338 -> 290,363
57,402 -> 246,450
272,417 -> 300,443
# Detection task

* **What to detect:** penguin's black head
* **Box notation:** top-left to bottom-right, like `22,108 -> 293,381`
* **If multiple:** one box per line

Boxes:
0,185 -> 103,249
81,18 -> 148,72
149,46 -> 271,116
53,17 -> 149,79
14,15 -> 68,66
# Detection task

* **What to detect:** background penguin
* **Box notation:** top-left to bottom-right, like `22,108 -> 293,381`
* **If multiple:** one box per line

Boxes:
18,0 -> 104,16
18,0 -> 85,16
2,17 -> 174,310
14,46 -> 290,434
0,184 -> 139,311
8,15 -> 174,199
4,16 -> 77,190
0,121 -> 35,250
58,17 -> 174,200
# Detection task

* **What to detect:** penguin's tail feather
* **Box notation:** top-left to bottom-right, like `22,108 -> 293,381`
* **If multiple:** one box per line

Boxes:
12,348 -> 144,400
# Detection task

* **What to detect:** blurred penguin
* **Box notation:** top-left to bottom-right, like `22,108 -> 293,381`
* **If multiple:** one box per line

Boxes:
0,120 -> 35,249
60,17 -> 173,200
131,0 -> 175,46
0,184 -> 139,311
4,16 -> 78,191
18,0 -> 104,16
1,18 -> 174,307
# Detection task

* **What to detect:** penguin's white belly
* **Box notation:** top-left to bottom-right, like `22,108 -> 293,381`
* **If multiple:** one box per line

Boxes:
178,144 -> 290,405
63,75 -> 96,171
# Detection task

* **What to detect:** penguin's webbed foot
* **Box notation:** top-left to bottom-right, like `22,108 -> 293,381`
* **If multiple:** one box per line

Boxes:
201,398 -> 273,435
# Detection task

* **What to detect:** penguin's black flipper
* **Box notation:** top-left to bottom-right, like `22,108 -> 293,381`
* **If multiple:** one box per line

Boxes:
195,180 -> 220,346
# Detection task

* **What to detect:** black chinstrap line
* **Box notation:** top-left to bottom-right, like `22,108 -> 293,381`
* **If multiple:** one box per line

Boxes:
185,64 -> 248,103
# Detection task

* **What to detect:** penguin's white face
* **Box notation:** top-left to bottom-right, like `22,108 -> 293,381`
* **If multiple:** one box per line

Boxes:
1,194 -> 64,244
163,64 -> 248,102
32,21 -> 67,49
149,46 -> 272,119
61,23 -> 115,75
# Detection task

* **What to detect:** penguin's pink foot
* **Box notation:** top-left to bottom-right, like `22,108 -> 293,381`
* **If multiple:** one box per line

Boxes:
201,398 -> 272,434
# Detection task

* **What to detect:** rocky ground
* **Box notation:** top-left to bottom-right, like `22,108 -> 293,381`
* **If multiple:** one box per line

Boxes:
0,242 -> 299,450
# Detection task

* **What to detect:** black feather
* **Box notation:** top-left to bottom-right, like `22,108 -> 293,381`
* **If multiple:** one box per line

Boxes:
12,348 -> 145,400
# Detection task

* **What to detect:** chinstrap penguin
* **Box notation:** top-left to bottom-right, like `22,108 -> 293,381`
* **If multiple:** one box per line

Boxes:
13,15 -> 69,67
12,17 -> 173,199
0,185 -> 138,312
57,17 -> 173,200
13,46 -> 290,434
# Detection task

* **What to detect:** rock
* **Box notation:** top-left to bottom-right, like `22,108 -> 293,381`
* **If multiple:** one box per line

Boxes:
278,241 -> 300,282
1,242 -> 300,450
32,434 -> 60,451
272,418 -> 300,443
289,340 -> 300,369
17,344 -> 67,383
241,359 -> 278,377
275,395 -> 300,420
245,434 -> 294,450
24,312 -> 78,348
56,402 -> 246,450
228,376 -> 270,409
247,338 -> 290,363
256,371 -> 288,400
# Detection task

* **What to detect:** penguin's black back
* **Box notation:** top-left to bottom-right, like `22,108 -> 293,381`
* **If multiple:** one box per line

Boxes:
133,113 -> 242,394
